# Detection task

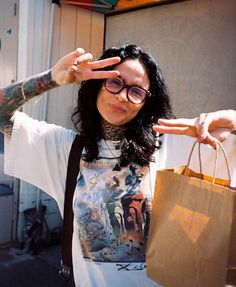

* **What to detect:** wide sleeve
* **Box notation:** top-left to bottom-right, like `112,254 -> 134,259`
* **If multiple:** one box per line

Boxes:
4,111 -> 77,208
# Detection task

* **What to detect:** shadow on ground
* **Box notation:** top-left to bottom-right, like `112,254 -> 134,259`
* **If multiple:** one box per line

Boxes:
0,244 -> 66,287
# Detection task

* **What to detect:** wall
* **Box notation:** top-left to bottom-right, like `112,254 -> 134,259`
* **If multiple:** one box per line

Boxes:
105,0 -> 236,117
16,0 -> 105,241
0,0 -> 18,87
0,0 -> 19,244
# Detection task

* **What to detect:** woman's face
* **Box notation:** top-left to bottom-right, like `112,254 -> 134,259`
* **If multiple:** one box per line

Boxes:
96,59 -> 150,126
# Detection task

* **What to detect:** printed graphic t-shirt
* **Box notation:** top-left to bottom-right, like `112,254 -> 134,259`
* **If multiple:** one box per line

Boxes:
72,139 -> 159,286
4,112 -> 160,287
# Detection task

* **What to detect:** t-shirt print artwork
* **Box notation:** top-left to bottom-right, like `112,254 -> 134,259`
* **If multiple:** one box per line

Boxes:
73,159 -> 151,263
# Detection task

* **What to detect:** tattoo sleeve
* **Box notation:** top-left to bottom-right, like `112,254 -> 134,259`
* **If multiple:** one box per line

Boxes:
0,70 -> 58,135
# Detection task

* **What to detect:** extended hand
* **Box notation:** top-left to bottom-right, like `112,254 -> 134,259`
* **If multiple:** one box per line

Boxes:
51,48 -> 120,85
153,110 -> 236,148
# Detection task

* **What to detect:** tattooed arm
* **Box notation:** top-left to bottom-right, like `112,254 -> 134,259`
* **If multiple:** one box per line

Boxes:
0,48 -> 120,136
0,71 -> 58,135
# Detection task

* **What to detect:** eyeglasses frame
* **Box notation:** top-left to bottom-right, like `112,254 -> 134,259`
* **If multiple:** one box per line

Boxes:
104,75 -> 151,104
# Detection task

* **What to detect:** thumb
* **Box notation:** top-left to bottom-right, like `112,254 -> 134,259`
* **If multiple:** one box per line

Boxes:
63,66 -> 79,84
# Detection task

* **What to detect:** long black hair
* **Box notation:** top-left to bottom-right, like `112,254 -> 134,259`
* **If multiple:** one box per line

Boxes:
72,44 -> 173,166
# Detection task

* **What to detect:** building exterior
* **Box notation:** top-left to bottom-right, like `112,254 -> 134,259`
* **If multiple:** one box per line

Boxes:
0,0 -> 105,243
0,0 -> 235,244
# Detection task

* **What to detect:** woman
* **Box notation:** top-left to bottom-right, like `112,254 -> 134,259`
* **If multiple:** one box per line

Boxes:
1,44 -> 236,287
0,44 -> 173,286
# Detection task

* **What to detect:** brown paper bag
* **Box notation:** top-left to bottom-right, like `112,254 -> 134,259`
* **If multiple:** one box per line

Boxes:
146,141 -> 236,287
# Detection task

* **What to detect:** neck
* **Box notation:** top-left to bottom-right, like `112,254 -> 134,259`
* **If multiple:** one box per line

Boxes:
100,118 -> 125,141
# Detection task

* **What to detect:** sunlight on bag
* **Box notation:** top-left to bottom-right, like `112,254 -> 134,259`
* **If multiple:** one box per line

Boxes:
146,140 -> 236,287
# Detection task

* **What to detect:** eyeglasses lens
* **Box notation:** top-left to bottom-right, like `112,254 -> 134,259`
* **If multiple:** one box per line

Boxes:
128,87 -> 146,104
105,78 -> 123,93
105,77 -> 148,104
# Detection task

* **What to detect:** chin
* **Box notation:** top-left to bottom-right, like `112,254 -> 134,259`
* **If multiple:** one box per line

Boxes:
108,120 -> 125,126
101,114 -> 124,126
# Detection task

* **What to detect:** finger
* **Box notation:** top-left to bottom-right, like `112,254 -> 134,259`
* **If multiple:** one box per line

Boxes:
88,70 -> 120,79
153,125 -> 196,137
153,125 -> 183,134
157,118 -> 195,127
210,128 -> 231,143
75,47 -> 85,54
73,53 -> 93,65
196,113 -> 209,139
63,66 -> 77,83
65,48 -> 85,62
89,57 -> 121,69
197,133 -> 217,149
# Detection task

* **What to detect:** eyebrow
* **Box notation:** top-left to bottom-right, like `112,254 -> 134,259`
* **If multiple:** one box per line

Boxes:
118,75 -> 147,90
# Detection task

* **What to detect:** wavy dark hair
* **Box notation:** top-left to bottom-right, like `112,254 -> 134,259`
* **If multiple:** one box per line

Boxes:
72,44 -> 173,166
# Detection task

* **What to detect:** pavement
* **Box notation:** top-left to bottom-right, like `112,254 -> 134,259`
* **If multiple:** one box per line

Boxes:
1,243 -> 236,287
0,243 -> 66,287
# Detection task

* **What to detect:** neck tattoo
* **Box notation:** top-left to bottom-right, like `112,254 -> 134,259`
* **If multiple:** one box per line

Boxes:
101,118 -> 125,171
101,118 -> 125,141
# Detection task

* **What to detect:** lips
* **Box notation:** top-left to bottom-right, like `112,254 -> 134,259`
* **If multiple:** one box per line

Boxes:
108,103 -> 127,113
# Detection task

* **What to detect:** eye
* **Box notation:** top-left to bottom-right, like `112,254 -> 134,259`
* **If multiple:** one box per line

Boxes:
108,78 -> 122,87
129,87 -> 146,100
105,77 -> 123,93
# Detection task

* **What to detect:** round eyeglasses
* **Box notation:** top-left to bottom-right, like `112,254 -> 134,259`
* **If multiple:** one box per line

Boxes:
104,76 -> 151,104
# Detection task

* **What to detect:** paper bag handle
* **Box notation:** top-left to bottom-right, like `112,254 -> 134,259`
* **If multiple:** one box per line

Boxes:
186,139 -> 231,183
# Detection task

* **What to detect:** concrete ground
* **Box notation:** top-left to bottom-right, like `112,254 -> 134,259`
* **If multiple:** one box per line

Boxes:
0,243 -> 66,287
1,243 -> 235,287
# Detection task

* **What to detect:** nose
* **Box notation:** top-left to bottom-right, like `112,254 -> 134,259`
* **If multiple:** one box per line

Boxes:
115,88 -> 128,103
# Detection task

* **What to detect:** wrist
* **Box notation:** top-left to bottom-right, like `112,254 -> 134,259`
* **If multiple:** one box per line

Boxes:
21,70 -> 59,101
47,69 -> 60,87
